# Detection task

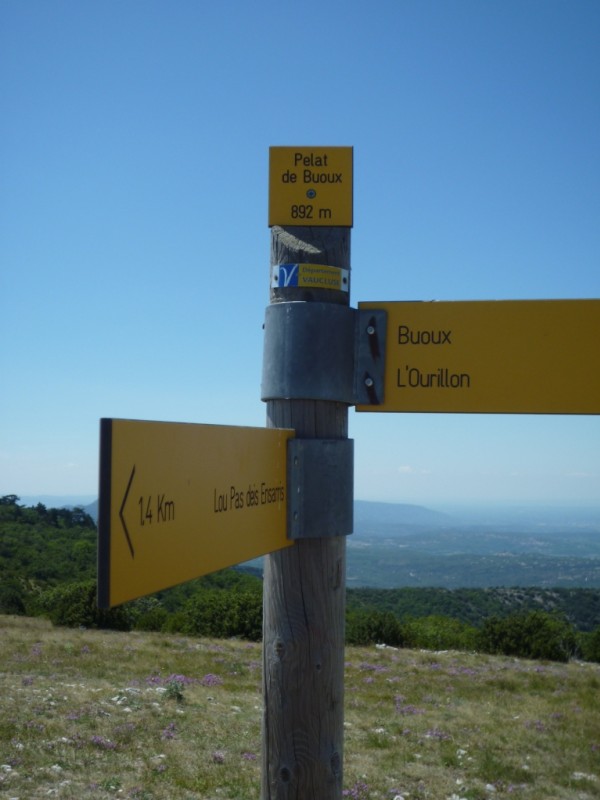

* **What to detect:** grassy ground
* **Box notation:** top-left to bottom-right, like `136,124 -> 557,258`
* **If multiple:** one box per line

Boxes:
0,615 -> 599,799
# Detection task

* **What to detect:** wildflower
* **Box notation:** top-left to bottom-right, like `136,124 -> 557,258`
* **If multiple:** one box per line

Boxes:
212,750 -> 226,763
90,735 -> 116,750
395,700 -> 425,716
164,680 -> 185,702
161,723 -> 177,740
572,772 -> 598,782
343,781 -> 369,799
242,752 -> 257,761
201,673 -> 223,687
425,727 -> 450,740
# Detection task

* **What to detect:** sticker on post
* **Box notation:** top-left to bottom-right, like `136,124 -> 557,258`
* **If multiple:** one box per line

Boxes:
271,263 -> 349,292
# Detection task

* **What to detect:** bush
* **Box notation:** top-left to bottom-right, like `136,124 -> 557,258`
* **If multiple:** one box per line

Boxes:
129,597 -> 169,632
181,587 -> 263,640
0,577 -> 27,615
477,611 -> 578,663
346,609 -> 404,646
37,580 -> 131,631
402,615 -> 479,652
578,628 -> 600,663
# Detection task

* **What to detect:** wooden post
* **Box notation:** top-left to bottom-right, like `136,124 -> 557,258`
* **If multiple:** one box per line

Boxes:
261,225 -> 351,800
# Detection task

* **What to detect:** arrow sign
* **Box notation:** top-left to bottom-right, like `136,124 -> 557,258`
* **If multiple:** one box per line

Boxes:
119,464 -> 136,558
356,299 -> 600,414
98,419 -> 294,608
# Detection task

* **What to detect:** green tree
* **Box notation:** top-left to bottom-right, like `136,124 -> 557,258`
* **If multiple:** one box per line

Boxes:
477,611 -> 578,663
346,609 -> 404,646
37,580 -> 131,630
0,576 -> 27,615
181,586 -> 263,640
578,627 -> 600,663
402,615 -> 478,651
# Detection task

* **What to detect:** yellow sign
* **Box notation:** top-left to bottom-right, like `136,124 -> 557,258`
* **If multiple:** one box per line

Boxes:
269,146 -> 353,227
98,419 -> 294,607
357,299 -> 600,414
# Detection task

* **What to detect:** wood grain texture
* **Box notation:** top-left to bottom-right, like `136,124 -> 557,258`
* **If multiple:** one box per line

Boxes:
261,226 -> 351,800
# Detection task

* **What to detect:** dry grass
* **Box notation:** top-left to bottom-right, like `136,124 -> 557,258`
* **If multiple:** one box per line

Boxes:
1,615 -> 599,799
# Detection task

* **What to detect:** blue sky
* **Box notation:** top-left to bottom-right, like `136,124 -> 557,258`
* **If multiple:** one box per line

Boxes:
1,0 -> 599,507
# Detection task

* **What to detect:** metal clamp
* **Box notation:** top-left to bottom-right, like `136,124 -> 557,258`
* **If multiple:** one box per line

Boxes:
261,302 -> 387,406
261,302 -> 356,403
287,439 -> 354,539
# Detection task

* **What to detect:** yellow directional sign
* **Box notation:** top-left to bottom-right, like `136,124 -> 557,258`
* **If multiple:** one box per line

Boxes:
98,419 -> 294,608
269,146 -> 353,227
357,299 -> 600,415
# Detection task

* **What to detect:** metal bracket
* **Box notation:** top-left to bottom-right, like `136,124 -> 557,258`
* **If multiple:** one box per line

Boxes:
354,308 -> 387,406
261,302 -> 387,406
261,302 -> 356,403
287,439 -> 354,539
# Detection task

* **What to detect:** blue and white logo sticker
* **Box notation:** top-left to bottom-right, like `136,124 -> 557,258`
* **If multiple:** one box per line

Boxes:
271,264 -> 349,291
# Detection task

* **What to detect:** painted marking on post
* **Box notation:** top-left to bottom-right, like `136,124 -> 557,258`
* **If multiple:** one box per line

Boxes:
269,146 -> 353,227
98,419 -> 294,608
356,299 -> 600,414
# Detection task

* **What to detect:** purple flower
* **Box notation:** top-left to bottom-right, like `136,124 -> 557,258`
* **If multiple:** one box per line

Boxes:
395,700 -> 425,716
212,750 -> 226,763
525,720 -> 546,733
161,722 -> 177,740
343,781 -> 370,799
201,673 -> 223,687
425,727 -> 450,740
90,735 -> 116,750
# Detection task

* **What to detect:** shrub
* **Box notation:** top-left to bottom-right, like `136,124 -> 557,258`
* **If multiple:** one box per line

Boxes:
129,597 -> 169,632
477,611 -> 578,663
578,628 -> 600,663
346,609 -> 404,646
181,587 -> 262,640
402,615 -> 479,652
37,580 -> 131,631
0,577 -> 27,615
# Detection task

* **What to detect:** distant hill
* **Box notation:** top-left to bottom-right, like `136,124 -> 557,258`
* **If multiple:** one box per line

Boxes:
349,501 -> 600,589
2,495 -> 599,631
7,494 -> 600,589
85,499 -> 98,521
354,500 -> 451,529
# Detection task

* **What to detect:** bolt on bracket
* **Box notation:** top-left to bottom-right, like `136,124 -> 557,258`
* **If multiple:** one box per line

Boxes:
354,308 -> 387,406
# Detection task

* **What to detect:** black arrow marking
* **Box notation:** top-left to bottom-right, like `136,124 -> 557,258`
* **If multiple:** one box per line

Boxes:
119,465 -> 136,559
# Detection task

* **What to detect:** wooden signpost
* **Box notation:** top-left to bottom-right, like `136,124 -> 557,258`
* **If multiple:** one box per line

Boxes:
98,145 -> 599,800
